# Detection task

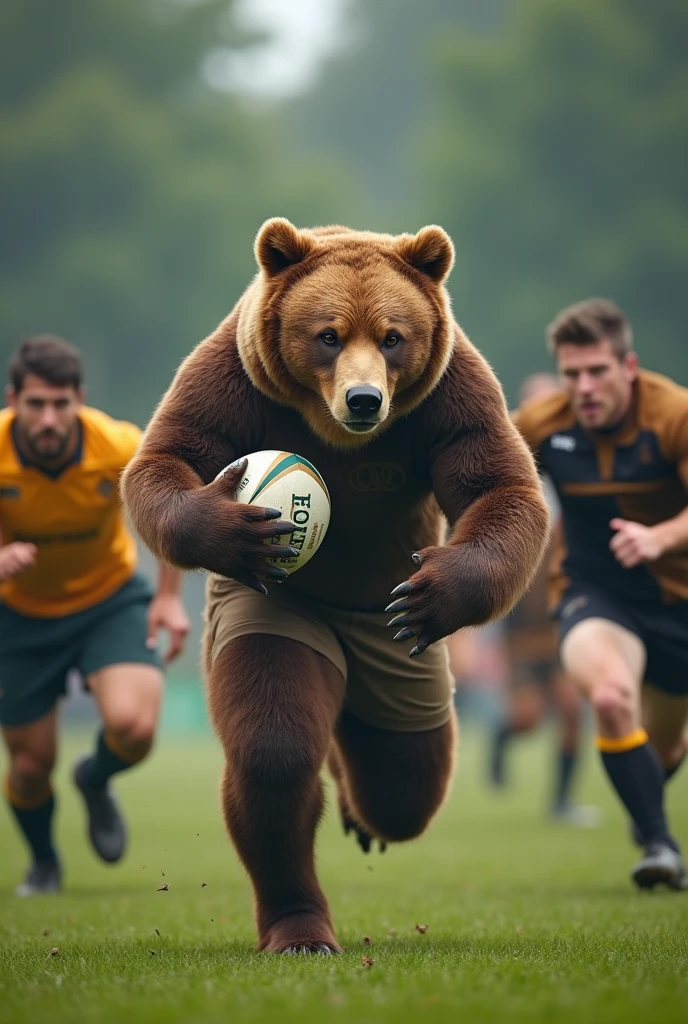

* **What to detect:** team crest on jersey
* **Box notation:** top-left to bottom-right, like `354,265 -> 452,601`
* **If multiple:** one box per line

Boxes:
348,462 -> 406,492
550,434 -> 576,452
0,486 -> 20,499
97,478 -> 114,498
561,595 -> 589,618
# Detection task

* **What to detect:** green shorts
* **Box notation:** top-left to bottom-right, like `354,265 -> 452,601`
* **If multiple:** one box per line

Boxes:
0,574 -> 162,727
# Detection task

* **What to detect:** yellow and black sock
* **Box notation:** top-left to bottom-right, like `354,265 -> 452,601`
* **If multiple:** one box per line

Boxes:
597,729 -> 678,852
4,776 -> 58,864
80,729 -> 141,789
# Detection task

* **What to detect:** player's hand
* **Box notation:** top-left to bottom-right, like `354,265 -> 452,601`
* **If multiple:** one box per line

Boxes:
609,518 -> 664,568
181,458 -> 300,594
147,594 -> 191,664
0,542 -> 37,582
385,545 -> 493,657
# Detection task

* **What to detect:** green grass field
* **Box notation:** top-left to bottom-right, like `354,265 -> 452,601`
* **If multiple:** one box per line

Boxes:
1,724 -> 687,1024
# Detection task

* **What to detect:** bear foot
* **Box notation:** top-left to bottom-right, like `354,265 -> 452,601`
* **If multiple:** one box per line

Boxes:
342,810 -> 387,855
281,943 -> 339,956
260,912 -> 342,954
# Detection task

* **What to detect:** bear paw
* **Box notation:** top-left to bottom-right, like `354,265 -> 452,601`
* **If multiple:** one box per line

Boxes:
342,811 -> 387,855
281,943 -> 339,956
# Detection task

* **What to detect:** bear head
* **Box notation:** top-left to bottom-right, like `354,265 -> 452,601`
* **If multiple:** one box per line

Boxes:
236,218 -> 456,448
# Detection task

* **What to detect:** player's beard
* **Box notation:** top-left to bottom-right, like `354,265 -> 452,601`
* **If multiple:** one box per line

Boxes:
25,427 -> 71,464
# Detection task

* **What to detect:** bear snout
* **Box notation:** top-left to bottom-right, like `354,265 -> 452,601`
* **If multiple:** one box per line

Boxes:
345,386 -> 383,419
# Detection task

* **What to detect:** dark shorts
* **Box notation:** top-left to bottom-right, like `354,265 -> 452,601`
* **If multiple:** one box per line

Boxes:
555,580 -> 688,697
0,574 -> 162,727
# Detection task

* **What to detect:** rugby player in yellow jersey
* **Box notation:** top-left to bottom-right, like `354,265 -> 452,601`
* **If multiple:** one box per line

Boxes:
514,299 -> 688,890
0,335 -> 190,895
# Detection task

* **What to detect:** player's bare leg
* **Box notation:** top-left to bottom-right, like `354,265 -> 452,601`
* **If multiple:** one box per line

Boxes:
73,664 -> 162,863
2,707 -> 61,895
642,688 -> 688,776
561,617 -> 685,890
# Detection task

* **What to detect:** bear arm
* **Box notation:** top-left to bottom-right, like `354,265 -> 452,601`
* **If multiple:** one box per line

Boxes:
428,420 -> 550,622
121,334 -> 247,568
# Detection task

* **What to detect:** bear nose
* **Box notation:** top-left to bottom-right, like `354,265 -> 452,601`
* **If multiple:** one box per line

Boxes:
346,386 -> 382,418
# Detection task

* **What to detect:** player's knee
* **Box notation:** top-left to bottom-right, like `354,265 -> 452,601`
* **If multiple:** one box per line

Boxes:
590,682 -> 635,731
11,750 -> 53,795
107,710 -> 157,755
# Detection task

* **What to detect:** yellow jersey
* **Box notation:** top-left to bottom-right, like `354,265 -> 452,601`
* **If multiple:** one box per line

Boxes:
0,406 -> 142,618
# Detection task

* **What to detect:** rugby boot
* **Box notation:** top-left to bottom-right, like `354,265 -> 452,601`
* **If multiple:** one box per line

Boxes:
632,843 -> 688,891
73,755 -> 127,863
15,859 -> 62,897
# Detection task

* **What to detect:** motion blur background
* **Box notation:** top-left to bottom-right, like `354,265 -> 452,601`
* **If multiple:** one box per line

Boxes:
1,0 -> 686,705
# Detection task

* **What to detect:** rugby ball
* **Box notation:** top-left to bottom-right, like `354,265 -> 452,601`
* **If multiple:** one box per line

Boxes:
215,450 -> 330,575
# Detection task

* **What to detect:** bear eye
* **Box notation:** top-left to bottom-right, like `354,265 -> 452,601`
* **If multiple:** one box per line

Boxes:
383,332 -> 402,348
319,331 -> 338,346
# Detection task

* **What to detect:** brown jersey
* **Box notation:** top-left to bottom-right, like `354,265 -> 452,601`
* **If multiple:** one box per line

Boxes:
513,369 -> 688,607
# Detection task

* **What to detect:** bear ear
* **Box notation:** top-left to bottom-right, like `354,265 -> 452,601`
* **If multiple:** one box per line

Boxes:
394,225 -> 455,283
255,217 -> 315,277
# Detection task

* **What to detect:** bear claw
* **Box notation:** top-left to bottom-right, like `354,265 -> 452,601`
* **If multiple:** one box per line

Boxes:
343,816 -> 387,854
282,943 -> 338,956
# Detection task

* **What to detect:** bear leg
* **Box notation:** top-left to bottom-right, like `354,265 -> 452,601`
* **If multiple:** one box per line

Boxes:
327,743 -> 386,853
334,710 -> 457,845
207,634 -> 345,953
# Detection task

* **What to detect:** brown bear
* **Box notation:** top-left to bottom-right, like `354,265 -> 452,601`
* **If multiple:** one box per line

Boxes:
122,218 -> 549,955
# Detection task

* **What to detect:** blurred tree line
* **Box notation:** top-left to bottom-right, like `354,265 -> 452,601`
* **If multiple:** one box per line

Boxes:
288,0 -> 688,400
2,0 -> 685,419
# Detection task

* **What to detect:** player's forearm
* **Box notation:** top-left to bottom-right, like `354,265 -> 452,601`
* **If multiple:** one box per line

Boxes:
654,508 -> 688,556
155,562 -> 184,597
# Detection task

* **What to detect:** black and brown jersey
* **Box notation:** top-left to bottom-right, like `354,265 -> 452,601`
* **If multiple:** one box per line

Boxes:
513,369 -> 688,608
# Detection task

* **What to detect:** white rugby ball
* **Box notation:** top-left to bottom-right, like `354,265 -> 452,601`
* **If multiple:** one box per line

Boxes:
215,450 -> 330,575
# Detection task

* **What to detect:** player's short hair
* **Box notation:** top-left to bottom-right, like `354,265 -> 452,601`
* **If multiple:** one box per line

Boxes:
9,335 -> 83,392
546,299 -> 632,359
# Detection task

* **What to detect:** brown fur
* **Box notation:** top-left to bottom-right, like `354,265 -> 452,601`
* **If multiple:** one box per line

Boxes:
334,711 -> 457,842
121,219 -> 550,952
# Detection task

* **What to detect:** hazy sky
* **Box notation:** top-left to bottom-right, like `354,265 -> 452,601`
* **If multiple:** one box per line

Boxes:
203,0 -> 349,98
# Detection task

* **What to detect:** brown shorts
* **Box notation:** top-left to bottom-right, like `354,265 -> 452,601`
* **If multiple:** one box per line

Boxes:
203,575 -> 454,733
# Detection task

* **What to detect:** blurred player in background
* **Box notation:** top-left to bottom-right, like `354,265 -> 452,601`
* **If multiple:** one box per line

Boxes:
0,336 -> 190,895
515,300 -> 688,890
490,374 -> 599,827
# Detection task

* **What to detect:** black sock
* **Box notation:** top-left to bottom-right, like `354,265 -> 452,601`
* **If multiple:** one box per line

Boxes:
81,729 -> 138,789
598,730 -> 678,852
494,721 -> 514,751
5,778 -> 58,864
553,749 -> 577,810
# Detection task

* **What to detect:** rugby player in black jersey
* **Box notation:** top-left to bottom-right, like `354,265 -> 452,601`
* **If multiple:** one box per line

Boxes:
515,299 -> 688,890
